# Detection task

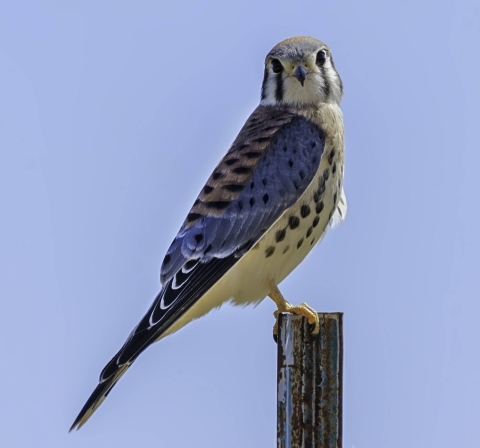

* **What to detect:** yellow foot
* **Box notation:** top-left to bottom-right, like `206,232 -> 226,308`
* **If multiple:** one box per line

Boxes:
274,302 -> 320,335
268,281 -> 320,340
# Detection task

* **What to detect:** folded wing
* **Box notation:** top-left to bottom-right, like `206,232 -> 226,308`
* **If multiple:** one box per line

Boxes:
70,105 -> 326,430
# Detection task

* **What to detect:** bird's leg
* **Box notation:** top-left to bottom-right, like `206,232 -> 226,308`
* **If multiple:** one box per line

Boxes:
268,281 -> 320,339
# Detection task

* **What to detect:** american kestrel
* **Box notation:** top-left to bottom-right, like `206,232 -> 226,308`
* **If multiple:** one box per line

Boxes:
70,36 -> 346,431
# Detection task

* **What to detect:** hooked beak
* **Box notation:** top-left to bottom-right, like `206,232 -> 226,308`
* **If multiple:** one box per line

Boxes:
293,66 -> 308,86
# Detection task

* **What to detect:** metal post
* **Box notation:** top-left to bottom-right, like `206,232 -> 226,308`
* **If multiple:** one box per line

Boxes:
277,312 -> 343,448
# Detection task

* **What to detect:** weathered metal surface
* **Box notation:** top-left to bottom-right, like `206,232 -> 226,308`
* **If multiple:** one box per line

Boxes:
277,313 -> 343,448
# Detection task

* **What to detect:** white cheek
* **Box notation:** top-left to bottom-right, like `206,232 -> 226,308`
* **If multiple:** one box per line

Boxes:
324,61 -> 342,104
261,73 -> 279,105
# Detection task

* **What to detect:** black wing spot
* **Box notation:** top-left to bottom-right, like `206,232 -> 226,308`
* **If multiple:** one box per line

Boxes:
297,238 -> 304,249
323,168 -> 330,180
203,185 -> 214,195
306,227 -> 313,238
311,141 -> 317,148
238,200 -> 244,210
332,162 -> 337,174
233,166 -> 252,174
193,199 -> 200,206
249,197 -> 255,207
334,191 -> 338,203
262,178 -> 267,186
283,145 -> 288,152
253,136 -> 271,144
299,170 -> 305,180
205,201 -> 230,210
314,190 -> 321,203
212,172 -> 224,180
204,244 -> 212,255
187,212 -> 202,222
163,254 -> 171,265
244,151 -> 262,159
282,245 -> 290,254
289,216 -> 300,229
316,201 -> 324,214
194,234 -> 203,243
288,159 -> 294,168
301,205 -> 311,218
293,180 -> 300,190
224,158 -> 239,166
250,181 -> 255,190
312,215 -> 320,228
275,229 -> 286,243
223,184 -> 244,192
265,246 -> 276,258
263,193 -> 269,204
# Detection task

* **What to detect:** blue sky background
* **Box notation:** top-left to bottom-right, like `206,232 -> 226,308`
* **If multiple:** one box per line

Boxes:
1,1 -> 479,447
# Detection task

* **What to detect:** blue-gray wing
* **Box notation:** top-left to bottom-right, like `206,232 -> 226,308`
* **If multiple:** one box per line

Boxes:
161,105 -> 325,284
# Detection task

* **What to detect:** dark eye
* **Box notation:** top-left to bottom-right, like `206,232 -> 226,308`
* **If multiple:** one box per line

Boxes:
316,50 -> 327,66
271,58 -> 283,73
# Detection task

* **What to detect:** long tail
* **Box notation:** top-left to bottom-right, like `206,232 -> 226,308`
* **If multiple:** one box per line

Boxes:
70,289 -> 165,431
70,255 -> 233,431
69,324 -> 155,432
69,361 -> 131,431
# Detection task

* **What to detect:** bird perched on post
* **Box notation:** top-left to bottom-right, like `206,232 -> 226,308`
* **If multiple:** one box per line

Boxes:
70,36 -> 346,431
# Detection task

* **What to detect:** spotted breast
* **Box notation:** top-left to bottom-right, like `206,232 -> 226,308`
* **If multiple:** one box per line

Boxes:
228,102 -> 345,305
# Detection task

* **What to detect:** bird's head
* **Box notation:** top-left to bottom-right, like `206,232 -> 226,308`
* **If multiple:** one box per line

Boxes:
261,36 -> 343,107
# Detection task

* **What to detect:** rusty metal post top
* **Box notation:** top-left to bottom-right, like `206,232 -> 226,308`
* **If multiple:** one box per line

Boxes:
277,312 -> 343,448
